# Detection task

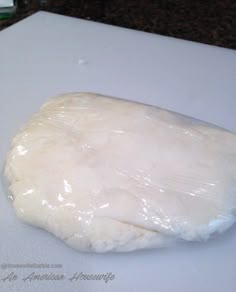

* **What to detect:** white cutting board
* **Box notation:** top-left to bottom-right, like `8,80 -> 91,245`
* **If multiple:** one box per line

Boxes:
0,11 -> 236,292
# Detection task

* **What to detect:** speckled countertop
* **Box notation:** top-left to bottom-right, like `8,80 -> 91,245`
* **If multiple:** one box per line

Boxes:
0,0 -> 236,49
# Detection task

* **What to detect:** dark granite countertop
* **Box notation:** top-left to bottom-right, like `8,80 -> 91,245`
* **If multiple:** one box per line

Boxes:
0,0 -> 236,49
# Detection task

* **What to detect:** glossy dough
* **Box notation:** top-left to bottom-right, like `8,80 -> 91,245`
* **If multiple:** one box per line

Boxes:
5,93 -> 236,252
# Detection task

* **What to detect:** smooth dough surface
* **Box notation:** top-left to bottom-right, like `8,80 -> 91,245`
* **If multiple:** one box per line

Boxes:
4,93 -> 236,252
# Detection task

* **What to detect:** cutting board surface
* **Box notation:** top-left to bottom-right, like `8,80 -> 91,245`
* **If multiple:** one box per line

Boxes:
0,12 -> 236,292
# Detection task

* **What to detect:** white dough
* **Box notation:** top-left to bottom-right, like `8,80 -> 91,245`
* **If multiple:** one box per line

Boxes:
4,93 -> 236,252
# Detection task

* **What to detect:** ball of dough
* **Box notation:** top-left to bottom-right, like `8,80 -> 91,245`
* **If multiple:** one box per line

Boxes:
4,93 -> 236,252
